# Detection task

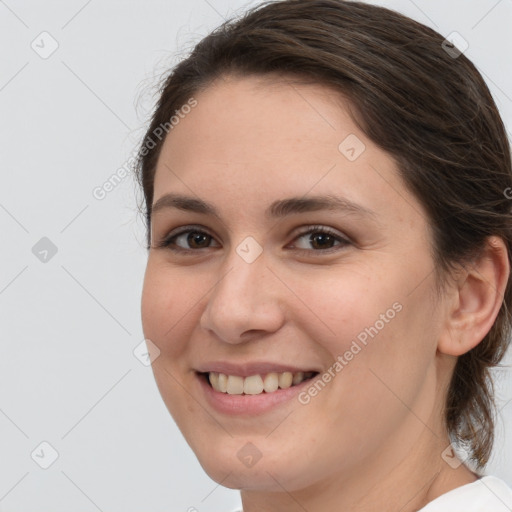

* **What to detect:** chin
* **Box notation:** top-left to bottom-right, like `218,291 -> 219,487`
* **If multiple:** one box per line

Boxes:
201,460 -> 290,491
191,438 -> 315,493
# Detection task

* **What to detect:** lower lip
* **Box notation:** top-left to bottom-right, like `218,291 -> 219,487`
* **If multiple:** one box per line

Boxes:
196,372 -> 317,415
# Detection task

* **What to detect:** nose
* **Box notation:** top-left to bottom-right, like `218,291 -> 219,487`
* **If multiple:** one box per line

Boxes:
199,248 -> 285,344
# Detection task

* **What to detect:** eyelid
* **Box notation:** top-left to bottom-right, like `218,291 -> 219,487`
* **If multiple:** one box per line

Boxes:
156,223 -> 352,253
156,224 -> 217,250
286,225 -> 352,253
288,224 -> 350,243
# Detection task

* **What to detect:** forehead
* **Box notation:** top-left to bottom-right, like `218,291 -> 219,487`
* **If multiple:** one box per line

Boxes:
157,75 -> 359,169
152,74 -> 427,228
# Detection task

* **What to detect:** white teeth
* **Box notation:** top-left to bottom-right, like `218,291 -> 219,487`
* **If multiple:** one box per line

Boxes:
263,372 -> 279,392
208,372 -> 219,389
244,375 -> 264,395
226,375 -> 244,394
206,370 -> 315,395
278,371 -> 293,389
218,373 -> 228,393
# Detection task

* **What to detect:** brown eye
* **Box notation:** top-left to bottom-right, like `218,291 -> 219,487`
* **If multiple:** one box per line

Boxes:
185,232 -> 212,249
158,226 -> 220,251
291,226 -> 351,253
308,232 -> 336,250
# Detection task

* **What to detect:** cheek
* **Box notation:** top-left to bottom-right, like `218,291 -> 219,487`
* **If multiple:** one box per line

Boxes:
291,262 -> 436,416
140,261 -> 203,417
283,262 -> 393,351
299,255 -> 435,363
141,260 -> 203,357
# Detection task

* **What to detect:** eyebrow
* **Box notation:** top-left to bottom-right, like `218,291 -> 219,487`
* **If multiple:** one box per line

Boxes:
151,193 -> 377,221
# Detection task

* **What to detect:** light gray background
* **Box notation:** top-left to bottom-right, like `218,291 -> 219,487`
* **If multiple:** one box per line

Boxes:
1,0 -> 511,511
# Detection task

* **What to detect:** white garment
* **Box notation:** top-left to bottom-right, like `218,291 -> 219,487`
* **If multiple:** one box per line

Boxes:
417,475 -> 512,511
232,475 -> 512,512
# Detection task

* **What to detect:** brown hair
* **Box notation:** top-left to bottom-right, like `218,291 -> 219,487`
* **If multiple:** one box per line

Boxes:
134,0 -> 512,469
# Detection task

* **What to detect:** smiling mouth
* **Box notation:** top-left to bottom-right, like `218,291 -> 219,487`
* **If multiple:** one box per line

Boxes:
198,370 -> 319,395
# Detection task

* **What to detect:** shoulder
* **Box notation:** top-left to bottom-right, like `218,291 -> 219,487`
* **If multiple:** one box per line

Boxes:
418,475 -> 512,512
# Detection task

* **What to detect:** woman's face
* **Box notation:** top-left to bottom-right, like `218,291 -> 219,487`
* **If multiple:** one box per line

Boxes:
141,75 -> 450,493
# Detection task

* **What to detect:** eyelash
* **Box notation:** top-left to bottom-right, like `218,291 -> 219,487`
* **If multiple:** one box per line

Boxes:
156,224 -> 351,255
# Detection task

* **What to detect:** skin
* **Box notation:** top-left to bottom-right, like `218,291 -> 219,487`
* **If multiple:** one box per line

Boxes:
140,74 -> 509,512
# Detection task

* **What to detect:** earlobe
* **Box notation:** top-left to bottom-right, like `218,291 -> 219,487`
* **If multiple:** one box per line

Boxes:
438,236 -> 510,357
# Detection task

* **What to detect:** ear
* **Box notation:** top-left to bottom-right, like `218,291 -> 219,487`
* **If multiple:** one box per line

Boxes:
438,236 -> 510,357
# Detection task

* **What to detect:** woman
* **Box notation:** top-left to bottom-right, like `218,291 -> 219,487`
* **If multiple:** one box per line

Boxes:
135,1 -> 512,510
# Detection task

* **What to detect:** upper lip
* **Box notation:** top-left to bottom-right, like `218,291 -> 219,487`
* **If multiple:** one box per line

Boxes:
195,361 -> 321,377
